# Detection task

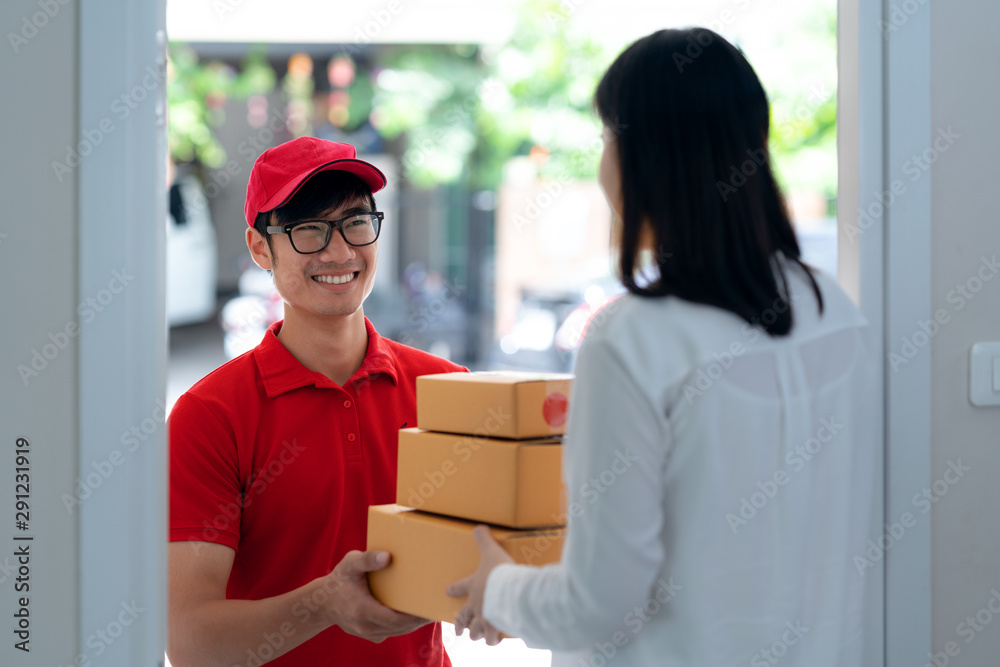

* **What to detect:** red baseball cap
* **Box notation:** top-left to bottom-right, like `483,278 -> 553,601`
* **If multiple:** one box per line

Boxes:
244,136 -> 387,227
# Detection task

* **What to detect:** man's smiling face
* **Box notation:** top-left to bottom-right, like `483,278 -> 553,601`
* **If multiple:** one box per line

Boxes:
262,197 -> 379,321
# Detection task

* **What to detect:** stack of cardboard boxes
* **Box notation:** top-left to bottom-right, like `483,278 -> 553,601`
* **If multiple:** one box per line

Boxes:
367,371 -> 573,624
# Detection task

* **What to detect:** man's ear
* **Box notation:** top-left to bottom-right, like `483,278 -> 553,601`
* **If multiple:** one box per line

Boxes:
246,227 -> 274,271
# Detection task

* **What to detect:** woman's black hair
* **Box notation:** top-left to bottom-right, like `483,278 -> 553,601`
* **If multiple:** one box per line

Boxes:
594,27 -> 823,336
253,169 -> 377,259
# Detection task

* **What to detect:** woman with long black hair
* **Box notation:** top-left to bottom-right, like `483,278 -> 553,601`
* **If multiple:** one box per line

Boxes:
448,28 -> 879,667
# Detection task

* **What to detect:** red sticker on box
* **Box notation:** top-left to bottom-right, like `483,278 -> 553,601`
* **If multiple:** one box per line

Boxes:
543,392 -> 568,427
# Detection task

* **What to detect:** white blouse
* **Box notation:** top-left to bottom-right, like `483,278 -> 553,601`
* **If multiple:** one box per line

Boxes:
483,262 -> 881,667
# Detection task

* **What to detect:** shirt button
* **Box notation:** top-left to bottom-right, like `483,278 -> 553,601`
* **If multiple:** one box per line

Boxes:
343,400 -> 352,409
347,433 -> 356,442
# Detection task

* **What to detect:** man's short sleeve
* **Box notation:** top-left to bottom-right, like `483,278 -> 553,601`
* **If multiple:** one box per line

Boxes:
169,392 -> 243,551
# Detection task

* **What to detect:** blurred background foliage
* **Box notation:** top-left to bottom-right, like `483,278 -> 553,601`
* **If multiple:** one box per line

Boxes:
371,0 -> 608,189
167,46 -> 276,168
762,3 -> 838,214
167,0 -> 836,206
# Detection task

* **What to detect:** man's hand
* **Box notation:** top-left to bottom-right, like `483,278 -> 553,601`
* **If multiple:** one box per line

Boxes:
168,542 -> 430,666
325,549 -> 431,643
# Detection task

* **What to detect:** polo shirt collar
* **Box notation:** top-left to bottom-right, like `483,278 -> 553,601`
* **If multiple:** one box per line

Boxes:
254,317 -> 398,398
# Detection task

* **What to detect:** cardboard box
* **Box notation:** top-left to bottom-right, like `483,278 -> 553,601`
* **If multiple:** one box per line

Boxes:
367,504 -> 565,623
396,428 -> 566,528
416,371 -> 573,439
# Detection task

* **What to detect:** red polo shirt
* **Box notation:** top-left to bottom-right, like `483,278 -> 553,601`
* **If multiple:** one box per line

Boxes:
169,318 -> 465,666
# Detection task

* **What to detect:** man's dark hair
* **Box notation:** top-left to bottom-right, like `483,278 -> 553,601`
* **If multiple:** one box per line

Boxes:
253,170 -> 378,260
594,27 -> 823,337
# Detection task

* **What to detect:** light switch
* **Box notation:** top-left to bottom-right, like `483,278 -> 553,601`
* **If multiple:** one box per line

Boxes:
970,342 -> 1000,407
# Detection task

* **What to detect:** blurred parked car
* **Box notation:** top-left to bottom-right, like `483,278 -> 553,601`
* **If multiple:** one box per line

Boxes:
167,172 -> 218,327
486,219 -> 835,374
486,279 -> 624,374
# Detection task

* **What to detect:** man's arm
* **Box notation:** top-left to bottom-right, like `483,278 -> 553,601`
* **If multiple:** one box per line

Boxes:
167,541 -> 431,667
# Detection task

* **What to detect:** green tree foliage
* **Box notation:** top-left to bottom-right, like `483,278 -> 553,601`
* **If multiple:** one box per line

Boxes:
371,0 -> 608,189
167,45 -> 276,167
761,4 -> 838,213
372,0 -> 837,203
166,0 -> 837,205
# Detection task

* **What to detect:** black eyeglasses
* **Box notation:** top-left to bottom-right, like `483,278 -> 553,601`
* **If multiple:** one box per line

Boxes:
267,211 -> 384,254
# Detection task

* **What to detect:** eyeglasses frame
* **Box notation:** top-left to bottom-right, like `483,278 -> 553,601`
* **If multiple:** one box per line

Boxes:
266,211 -> 385,254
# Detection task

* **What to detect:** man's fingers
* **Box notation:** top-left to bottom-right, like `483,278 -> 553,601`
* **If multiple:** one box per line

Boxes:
446,576 -> 472,597
345,603 -> 430,641
343,549 -> 391,576
365,614 -> 428,636
357,594 -> 429,631
330,552 -> 435,643
387,610 -> 431,629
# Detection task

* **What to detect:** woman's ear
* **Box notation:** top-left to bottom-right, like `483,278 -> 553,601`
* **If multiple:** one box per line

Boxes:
598,125 -> 624,218
246,227 -> 274,271
639,219 -> 657,253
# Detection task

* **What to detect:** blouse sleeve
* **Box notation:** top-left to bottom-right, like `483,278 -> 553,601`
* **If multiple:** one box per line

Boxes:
482,329 -> 671,651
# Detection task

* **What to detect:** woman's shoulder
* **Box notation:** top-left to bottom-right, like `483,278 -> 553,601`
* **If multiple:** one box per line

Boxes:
582,290 -> 753,346
785,263 -> 870,338
577,293 -> 720,382
578,266 -> 869,367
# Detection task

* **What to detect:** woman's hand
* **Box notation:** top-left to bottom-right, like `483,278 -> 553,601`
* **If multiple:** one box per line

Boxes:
446,525 -> 514,646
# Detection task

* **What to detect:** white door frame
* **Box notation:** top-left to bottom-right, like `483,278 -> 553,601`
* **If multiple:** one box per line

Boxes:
0,0 -> 167,665
77,1 -> 168,665
838,1 -> 933,665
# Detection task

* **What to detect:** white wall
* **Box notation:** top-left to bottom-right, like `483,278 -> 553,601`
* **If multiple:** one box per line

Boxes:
0,1 -> 167,665
929,0 -> 1000,663
841,1 -> 1000,664
0,1 -> 80,664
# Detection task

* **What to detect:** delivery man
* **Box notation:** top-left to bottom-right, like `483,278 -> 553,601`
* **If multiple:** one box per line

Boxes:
167,137 -> 464,666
